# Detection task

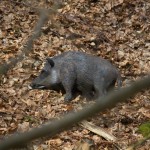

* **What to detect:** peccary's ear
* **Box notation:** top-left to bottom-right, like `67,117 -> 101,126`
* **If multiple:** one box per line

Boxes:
46,58 -> 55,67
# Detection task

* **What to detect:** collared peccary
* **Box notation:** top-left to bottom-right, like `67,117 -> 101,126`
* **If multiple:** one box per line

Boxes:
30,51 -> 122,102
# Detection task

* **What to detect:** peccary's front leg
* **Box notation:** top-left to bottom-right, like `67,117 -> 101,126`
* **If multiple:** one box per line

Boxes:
62,78 -> 75,102
61,64 -> 76,102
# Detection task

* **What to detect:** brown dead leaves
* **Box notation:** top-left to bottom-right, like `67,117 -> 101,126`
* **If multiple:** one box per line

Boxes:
0,0 -> 150,149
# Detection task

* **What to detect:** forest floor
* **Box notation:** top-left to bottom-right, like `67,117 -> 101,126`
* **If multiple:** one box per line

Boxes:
0,0 -> 150,149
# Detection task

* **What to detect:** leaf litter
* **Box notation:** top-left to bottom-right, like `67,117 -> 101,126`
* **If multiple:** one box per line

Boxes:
0,0 -> 150,149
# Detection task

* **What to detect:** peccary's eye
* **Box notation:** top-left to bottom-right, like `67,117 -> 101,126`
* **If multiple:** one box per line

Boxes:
41,70 -> 45,74
41,70 -> 49,75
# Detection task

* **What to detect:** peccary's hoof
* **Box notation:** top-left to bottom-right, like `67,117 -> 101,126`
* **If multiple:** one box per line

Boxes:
64,100 -> 70,104
64,98 -> 72,103
64,95 -> 73,103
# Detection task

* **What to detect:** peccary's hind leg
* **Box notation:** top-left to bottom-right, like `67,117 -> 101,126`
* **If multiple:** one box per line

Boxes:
94,80 -> 106,100
94,87 -> 106,100
107,79 -> 116,92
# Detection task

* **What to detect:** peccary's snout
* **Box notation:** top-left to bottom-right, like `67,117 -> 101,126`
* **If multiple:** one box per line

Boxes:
30,82 -> 36,88
29,82 -> 37,89
30,81 -> 46,89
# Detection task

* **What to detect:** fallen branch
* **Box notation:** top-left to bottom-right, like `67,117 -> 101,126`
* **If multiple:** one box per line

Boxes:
80,121 -> 123,150
0,75 -> 149,149
80,120 -> 117,142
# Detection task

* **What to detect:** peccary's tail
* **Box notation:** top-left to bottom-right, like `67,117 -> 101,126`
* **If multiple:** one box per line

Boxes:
117,72 -> 122,88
